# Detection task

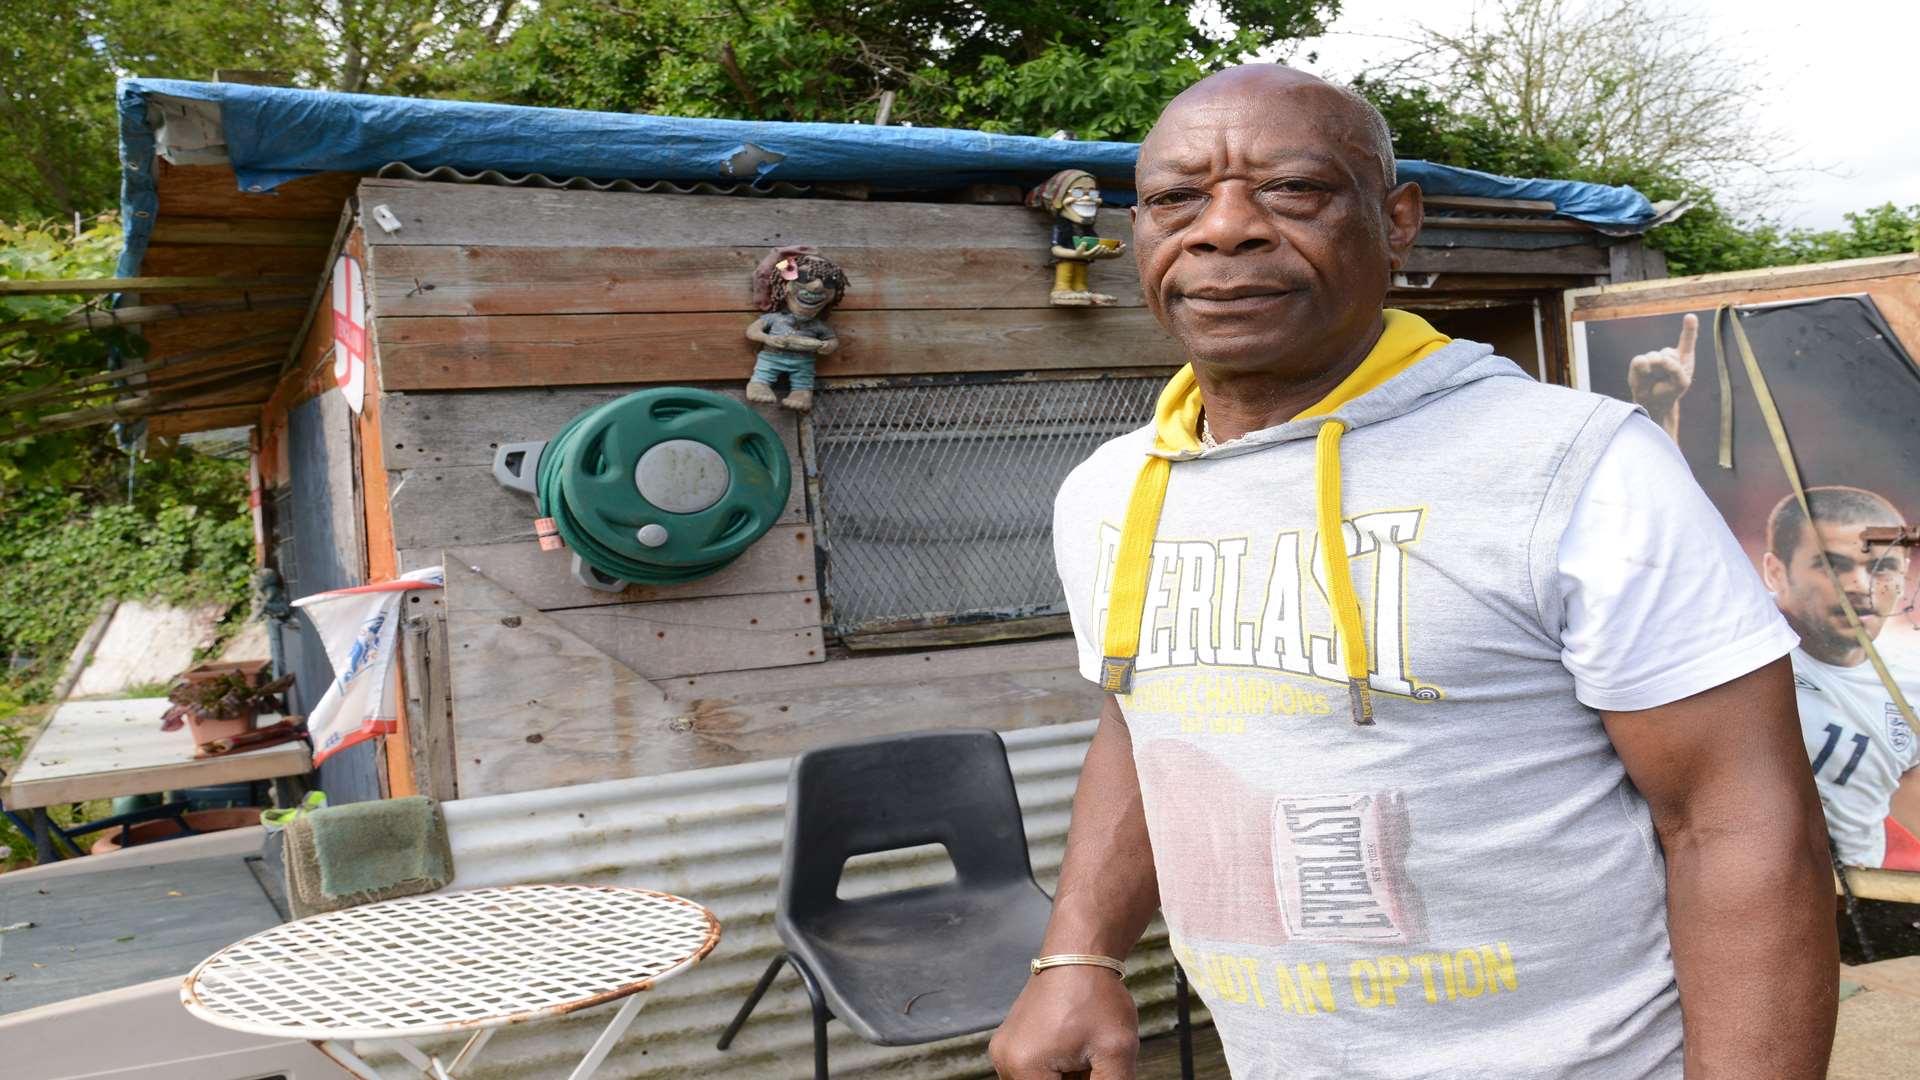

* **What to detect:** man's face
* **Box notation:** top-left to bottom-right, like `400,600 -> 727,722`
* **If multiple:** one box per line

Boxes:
1131,78 -> 1417,373
1766,519 -> 1908,660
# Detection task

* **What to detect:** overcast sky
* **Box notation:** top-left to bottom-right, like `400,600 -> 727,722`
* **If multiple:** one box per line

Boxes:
1278,0 -> 1917,229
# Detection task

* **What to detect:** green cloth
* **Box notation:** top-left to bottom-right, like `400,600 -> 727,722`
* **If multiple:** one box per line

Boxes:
284,796 -> 453,918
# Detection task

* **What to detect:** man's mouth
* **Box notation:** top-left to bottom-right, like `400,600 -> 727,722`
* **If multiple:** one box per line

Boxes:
1177,286 -> 1297,313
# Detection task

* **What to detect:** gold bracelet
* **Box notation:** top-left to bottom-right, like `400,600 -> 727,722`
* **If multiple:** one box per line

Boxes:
1030,953 -> 1126,978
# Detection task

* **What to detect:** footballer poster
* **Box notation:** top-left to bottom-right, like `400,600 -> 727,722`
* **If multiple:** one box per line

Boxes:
1577,288 -> 1920,881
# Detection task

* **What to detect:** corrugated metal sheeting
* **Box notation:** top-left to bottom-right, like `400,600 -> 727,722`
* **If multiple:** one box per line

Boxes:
358,719 -> 1197,1078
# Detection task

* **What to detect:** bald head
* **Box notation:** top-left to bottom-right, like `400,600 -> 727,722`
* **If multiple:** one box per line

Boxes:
1127,62 -> 1423,389
1146,65 -> 1397,191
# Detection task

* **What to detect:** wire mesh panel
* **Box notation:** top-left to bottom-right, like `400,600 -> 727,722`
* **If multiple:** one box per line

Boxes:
812,375 -> 1163,636
182,884 -> 721,1041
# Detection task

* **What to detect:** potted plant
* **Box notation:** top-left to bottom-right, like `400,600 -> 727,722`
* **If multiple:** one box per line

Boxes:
161,662 -> 293,747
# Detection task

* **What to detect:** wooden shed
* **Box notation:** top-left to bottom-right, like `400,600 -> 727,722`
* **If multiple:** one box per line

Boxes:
99,80 -> 1673,802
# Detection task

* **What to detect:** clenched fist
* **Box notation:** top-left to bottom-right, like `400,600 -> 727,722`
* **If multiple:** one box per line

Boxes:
989,965 -> 1140,1080
1626,313 -> 1699,443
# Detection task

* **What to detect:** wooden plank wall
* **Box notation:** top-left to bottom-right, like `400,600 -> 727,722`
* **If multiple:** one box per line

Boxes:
359,178 -> 1627,794
361,178 -> 1147,791
361,178 -> 1182,390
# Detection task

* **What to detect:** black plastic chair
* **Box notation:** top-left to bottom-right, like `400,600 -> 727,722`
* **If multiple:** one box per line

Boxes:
716,728 -> 1054,1077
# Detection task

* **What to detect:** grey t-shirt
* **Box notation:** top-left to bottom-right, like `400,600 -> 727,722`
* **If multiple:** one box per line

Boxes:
1051,344 -> 1776,1078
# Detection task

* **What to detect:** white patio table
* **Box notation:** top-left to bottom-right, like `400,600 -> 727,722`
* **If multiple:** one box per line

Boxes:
181,884 -> 722,1080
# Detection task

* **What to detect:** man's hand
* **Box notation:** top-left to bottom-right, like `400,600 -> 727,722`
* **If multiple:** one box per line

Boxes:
990,696 -> 1157,1079
989,967 -> 1139,1080
1626,313 -> 1699,443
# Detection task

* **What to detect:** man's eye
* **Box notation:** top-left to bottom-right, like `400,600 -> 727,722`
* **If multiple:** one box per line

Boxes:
1263,180 -> 1321,194
1148,191 -> 1199,208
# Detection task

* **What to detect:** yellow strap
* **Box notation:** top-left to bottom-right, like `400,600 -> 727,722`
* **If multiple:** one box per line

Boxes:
1098,455 -> 1172,693
1315,421 -> 1374,725
1726,309 -> 1917,730
1712,306 -> 1733,469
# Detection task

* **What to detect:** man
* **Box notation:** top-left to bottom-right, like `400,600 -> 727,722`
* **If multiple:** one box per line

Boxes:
1764,486 -> 1920,869
989,65 -> 1835,1079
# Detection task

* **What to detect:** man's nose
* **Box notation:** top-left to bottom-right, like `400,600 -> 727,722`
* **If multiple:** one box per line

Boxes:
1838,562 -> 1874,596
1183,185 -> 1279,256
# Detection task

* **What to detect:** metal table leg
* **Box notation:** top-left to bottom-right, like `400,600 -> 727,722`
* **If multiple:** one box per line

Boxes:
446,1027 -> 493,1073
323,1036 -> 484,1080
567,992 -> 650,1080
319,1040 -> 406,1080
28,809 -> 53,863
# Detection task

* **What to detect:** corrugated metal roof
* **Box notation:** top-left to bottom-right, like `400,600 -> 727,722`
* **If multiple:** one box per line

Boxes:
374,162 -> 838,199
351,719 -> 1196,1078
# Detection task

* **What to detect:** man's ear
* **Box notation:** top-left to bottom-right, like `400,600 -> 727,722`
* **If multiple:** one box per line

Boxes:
1761,551 -> 1788,596
1384,182 -> 1423,270
1130,205 -> 1138,225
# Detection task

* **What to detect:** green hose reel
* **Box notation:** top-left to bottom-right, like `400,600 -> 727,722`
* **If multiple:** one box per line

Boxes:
492,388 -> 791,591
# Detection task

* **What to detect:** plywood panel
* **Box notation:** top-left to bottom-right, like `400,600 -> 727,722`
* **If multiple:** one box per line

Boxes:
367,242 -> 1142,315
139,244 -> 331,291
404,527 -> 817,610
376,307 -> 1183,390
379,385 -> 802,473
384,394 -> 805,550
1402,243 -> 1608,276
356,177 -> 1125,250
443,560 -> 681,798
141,307 -> 305,362
1570,255 -> 1920,312
446,547 -> 1092,793
654,637 -> 1099,764
549,589 -> 822,679
156,161 -> 361,220
1570,272 -> 1920,361
387,462 -> 794,550
149,217 -> 338,247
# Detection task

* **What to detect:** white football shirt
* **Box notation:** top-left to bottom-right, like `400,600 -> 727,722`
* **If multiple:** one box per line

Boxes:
1793,646 -> 1920,867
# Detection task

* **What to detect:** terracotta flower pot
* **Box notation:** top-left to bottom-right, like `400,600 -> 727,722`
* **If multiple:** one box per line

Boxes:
184,710 -> 255,745
89,807 -> 265,855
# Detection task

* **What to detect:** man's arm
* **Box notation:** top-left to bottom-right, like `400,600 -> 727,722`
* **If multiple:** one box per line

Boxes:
990,694 -> 1158,1080
1890,765 -> 1920,840
1601,657 -> 1836,1078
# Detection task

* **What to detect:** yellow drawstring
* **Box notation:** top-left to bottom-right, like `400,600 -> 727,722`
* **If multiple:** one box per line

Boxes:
1098,310 -> 1450,719
1099,456 -> 1172,693
1314,420 -> 1374,725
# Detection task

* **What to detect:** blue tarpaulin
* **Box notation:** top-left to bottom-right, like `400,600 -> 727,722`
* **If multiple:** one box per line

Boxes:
116,77 -> 1660,275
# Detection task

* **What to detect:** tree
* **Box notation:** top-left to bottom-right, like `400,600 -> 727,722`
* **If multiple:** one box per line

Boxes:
1377,0 -> 1785,199
1350,0 -> 1920,277
456,0 -> 1340,140
0,2 -> 124,219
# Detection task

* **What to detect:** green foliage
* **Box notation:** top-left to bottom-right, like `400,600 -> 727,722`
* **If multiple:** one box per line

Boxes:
0,0 -> 318,218
0,451 -> 255,696
1357,78 -> 1574,183
457,0 -> 1337,141
0,214 -> 140,490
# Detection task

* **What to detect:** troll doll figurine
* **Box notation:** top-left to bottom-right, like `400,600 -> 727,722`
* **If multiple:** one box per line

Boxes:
1029,169 -> 1126,307
745,247 -> 850,412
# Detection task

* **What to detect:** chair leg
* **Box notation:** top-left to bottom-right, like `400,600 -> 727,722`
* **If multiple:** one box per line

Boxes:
716,954 -> 789,1050
1174,961 -> 1195,1080
714,952 -> 832,1079
785,955 -> 832,1080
